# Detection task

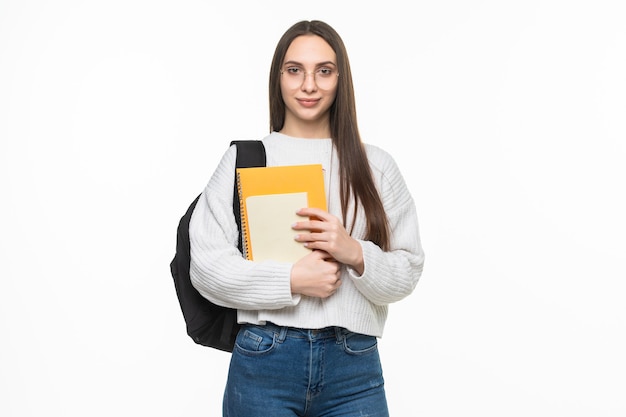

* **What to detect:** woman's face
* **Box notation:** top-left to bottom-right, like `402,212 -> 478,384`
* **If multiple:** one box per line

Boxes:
279,34 -> 338,137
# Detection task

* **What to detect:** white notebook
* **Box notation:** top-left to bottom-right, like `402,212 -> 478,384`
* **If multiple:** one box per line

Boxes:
245,192 -> 311,262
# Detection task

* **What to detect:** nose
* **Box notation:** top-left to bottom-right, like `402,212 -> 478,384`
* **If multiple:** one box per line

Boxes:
301,72 -> 317,92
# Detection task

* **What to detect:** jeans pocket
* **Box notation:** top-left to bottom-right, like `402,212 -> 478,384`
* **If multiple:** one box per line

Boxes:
341,331 -> 378,355
235,325 -> 277,356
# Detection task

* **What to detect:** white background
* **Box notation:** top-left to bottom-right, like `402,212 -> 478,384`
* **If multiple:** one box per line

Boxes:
1,1 -> 625,416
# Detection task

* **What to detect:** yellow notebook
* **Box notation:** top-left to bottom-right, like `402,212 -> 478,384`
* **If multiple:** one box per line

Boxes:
235,164 -> 327,262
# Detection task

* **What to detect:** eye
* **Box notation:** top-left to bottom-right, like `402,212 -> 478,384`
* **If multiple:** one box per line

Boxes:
317,67 -> 335,77
285,66 -> 302,75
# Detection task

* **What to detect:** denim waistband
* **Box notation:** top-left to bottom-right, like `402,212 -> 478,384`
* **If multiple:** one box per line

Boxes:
243,322 -> 347,342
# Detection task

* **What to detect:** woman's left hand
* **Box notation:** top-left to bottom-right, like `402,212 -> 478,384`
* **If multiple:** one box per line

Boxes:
293,207 -> 364,275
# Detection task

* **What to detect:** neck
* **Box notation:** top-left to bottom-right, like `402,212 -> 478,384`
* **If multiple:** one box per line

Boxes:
280,117 -> 331,139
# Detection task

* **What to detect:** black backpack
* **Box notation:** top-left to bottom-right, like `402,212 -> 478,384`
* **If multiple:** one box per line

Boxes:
170,140 -> 266,351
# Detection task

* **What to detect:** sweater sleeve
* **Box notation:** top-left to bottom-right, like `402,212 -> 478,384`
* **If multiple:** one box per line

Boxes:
189,145 -> 301,310
347,147 -> 425,305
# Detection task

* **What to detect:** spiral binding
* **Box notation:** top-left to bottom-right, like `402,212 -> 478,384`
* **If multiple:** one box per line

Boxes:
236,171 -> 252,260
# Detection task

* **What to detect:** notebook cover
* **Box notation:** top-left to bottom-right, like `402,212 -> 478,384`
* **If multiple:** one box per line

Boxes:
235,164 -> 327,261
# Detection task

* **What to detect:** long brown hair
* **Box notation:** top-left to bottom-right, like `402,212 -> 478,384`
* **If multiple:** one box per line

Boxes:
269,20 -> 390,250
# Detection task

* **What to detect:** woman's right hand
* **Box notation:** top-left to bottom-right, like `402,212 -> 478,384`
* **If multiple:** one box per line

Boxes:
290,250 -> 341,298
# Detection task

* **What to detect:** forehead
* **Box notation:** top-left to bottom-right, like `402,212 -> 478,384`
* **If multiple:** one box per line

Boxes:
283,35 -> 336,64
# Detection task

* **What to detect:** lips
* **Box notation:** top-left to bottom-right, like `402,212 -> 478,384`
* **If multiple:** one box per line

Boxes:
297,98 -> 320,108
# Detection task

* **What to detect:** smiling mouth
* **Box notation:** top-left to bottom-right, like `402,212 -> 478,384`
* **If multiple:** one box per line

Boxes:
298,98 -> 319,107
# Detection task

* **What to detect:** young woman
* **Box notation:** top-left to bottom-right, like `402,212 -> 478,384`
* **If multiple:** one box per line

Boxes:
190,20 -> 425,417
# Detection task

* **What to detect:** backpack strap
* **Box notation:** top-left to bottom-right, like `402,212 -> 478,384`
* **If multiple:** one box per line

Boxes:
213,140 -> 264,347
230,140 -> 267,253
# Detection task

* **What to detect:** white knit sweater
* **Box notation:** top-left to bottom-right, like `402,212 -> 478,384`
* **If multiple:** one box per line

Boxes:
189,132 -> 424,337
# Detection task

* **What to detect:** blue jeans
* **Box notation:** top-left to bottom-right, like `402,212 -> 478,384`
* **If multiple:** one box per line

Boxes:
223,322 -> 389,417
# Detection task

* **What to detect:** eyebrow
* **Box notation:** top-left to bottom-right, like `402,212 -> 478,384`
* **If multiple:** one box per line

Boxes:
283,60 -> 337,67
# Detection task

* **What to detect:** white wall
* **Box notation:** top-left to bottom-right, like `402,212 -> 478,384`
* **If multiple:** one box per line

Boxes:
1,1 -> 624,416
